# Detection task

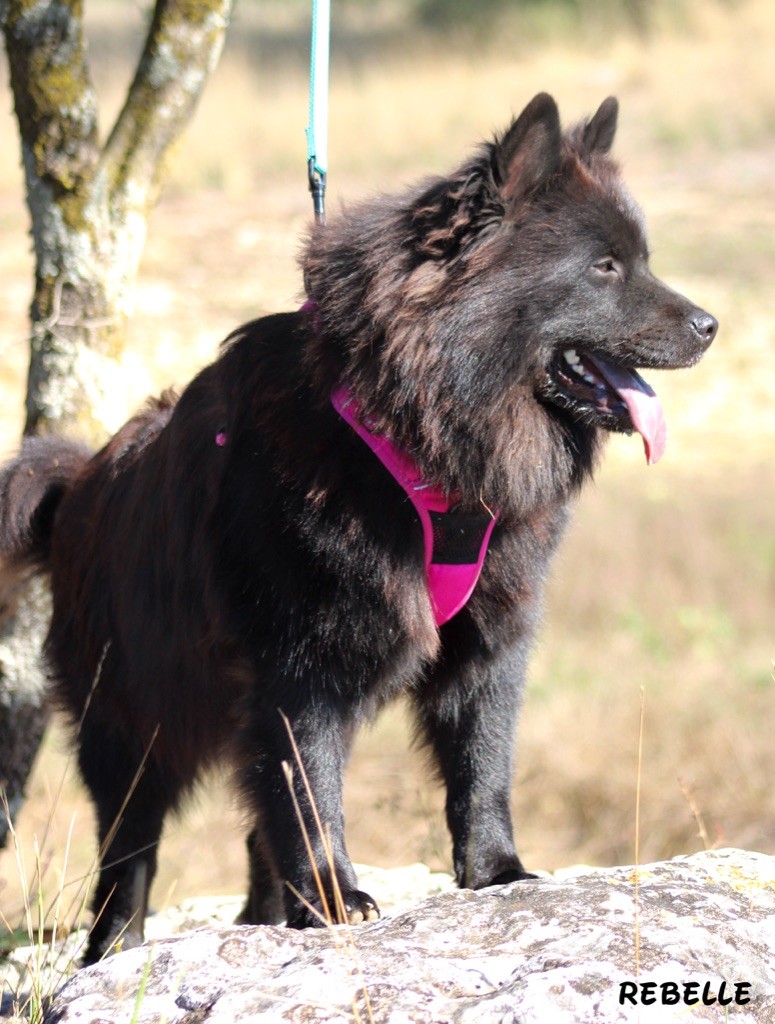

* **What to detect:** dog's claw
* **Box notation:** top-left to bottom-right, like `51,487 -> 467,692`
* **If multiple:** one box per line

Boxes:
344,890 -> 380,926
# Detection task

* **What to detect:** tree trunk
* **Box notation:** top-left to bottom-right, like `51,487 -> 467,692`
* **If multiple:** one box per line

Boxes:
0,0 -> 234,848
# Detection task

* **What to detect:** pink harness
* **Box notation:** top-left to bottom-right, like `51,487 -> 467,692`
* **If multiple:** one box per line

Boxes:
215,301 -> 498,625
331,385 -> 498,625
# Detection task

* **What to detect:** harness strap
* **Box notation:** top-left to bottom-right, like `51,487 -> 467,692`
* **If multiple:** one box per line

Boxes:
331,385 -> 498,626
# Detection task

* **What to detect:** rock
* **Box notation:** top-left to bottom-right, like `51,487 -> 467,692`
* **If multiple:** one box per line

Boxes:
41,849 -> 775,1023
141,862 -> 456,940
1,863 -> 455,1019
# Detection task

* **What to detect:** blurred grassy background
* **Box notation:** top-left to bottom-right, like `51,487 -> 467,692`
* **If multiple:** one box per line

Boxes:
0,0 -> 773,932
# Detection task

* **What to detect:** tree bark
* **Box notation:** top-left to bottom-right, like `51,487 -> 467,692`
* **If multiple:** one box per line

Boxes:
0,0 -> 234,848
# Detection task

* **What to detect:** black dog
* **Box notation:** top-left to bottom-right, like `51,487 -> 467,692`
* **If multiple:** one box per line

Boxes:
0,94 -> 716,963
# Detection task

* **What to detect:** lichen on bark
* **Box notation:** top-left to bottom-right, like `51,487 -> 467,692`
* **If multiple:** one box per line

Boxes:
4,0 -> 233,439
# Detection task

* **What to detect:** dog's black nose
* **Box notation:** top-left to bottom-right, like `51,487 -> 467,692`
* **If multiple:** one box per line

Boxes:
691,312 -> 718,345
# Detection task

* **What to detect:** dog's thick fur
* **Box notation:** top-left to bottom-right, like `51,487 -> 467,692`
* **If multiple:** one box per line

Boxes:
0,94 -> 716,963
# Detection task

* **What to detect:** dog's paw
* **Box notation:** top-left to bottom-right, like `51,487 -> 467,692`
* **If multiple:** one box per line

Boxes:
341,889 -> 381,924
83,924 -> 144,965
485,867 -> 539,886
235,890 -> 285,927
288,888 -> 381,928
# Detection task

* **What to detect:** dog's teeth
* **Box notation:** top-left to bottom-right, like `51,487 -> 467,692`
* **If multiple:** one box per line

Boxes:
562,349 -> 597,384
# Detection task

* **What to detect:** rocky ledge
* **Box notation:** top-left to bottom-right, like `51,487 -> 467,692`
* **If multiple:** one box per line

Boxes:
29,849 -> 775,1023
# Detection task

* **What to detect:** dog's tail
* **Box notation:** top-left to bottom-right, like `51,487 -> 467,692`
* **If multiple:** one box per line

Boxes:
0,436 -> 92,577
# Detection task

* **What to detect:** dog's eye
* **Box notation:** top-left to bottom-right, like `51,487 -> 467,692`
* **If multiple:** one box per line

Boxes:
591,257 -> 622,279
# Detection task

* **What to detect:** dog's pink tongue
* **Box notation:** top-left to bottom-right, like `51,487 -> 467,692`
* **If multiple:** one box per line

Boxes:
588,355 -> 667,465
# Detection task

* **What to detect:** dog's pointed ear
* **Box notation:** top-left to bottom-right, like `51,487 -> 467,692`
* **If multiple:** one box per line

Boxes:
581,96 -> 619,157
494,93 -> 562,202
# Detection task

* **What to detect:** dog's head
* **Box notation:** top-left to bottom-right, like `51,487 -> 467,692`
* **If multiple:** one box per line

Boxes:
303,94 -> 716,507
484,93 -> 717,465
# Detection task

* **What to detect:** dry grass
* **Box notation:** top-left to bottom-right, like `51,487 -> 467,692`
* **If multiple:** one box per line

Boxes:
0,0 -> 773,941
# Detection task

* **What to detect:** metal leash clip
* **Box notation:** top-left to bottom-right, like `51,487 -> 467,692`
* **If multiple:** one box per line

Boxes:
308,158 -> 327,226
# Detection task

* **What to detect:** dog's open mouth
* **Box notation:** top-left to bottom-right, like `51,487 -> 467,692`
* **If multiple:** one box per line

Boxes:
546,348 -> 667,464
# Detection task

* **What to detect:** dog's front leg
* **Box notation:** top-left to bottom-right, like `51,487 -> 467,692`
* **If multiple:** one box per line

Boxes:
413,644 -> 535,890
239,700 -> 380,928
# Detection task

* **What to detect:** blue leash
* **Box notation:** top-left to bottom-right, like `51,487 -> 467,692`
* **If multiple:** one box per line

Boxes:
306,0 -> 330,225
